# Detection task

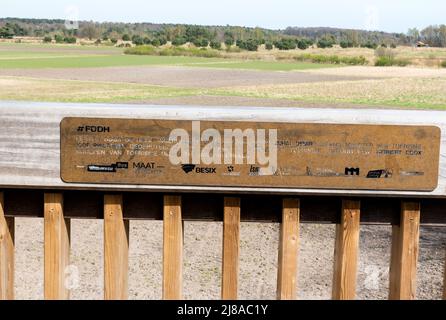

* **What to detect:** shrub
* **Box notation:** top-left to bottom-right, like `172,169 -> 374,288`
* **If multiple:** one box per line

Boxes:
224,39 -> 234,47
122,34 -> 130,41
265,42 -> 273,50
294,54 -> 368,65
297,39 -> 310,50
94,39 -> 101,45
172,37 -> 187,46
124,45 -> 222,58
54,34 -> 64,43
151,39 -> 161,47
43,36 -> 52,43
110,38 -> 118,44
441,60 -> 446,68
236,39 -> 258,51
64,37 -> 77,44
340,40 -> 354,48
274,38 -> 296,50
210,40 -> 222,50
143,37 -> 152,45
317,38 -> 335,48
132,35 -> 144,46
361,41 -> 378,49
157,37 -> 168,46
390,43 -> 397,49
192,38 -> 209,48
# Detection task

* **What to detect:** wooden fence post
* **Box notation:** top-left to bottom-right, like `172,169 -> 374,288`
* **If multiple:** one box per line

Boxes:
44,193 -> 70,300
389,201 -> 420,300
277,198 -> 300,300
104,194 -> 128,300
222,197 -> 241,300
332,199 -> 361,300
163,195 -> 183,300
0,192 -> 14,300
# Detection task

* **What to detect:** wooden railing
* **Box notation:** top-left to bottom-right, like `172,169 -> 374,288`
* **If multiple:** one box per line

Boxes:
1,102 -> 446,300
1,189 -> 446,300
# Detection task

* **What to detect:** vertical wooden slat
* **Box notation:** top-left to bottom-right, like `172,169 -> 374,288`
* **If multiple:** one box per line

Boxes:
389,201 -> 420,300
277,198 -> 300,300
104,194 -> 128,300
44,193 -> 70,300
163,195 -> 183,300
332,199 -> 361,300
443,250 -> 446,300
222,197 -> 241,300
0,192 -> 14,300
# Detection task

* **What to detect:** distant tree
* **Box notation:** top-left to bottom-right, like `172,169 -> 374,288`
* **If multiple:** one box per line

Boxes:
80,23 -> 99,40
172,37 -> 187,46
274,38 -> 296,50
64,36 -> 77,44
297,39 -> 311,50
265,42 -> 273,50
122,34 -> 130,41
43,36 -> 52,43
132,35 -> 144,46
407,28 -> 420,45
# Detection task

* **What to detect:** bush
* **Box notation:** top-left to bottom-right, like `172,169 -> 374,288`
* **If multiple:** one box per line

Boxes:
124,45 -> 222,58
143,37 -> 152,45
110,38 -> 118,44
274,38 -> 296,50
317,38 -> 335,49
54,34 -> 64,43
192,38 -> 209,48
361,41 -> 378,49
224,39 -> 234,47
122,34 -> 130,41
441,61 -> 446,68
390,43 -> 397,49
297,39 -> 311,50
94,39 -> 101,45
294,54 -> 368,65
236,39 -> 258,51
172,37 -> 187,46
265,42 -> 273,50
64,36 -> 77,44
340,40 -> 354,49
210,40 -> 222,50
132,35 -> 144,46
151,39 -> 161,47
43,36 -> 52,43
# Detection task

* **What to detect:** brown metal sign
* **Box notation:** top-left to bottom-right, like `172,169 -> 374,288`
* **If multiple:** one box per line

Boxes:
60,118 -> 441,191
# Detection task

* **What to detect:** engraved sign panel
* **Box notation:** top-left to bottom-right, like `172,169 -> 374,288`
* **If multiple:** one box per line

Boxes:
60,118 -> 441,191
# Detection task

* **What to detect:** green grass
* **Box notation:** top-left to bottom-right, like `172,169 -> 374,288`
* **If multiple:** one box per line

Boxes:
0,43 -> 335,71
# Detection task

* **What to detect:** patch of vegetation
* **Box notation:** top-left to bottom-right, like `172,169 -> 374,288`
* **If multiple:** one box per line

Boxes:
441,60 -> 446,68
294,53 -> 368,65
374,47 -> 409,66
236,39 -> 259,51
124,45 -> 222,58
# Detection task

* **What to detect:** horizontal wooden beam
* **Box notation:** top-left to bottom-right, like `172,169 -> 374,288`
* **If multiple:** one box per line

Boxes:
0,102 -> 445,197
2,189 -> 446,224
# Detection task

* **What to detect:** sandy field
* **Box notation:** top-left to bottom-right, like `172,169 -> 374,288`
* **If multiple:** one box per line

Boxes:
13,219 -> 445,300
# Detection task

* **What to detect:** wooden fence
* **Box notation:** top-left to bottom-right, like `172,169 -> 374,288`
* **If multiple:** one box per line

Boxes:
0,102 -> 446,300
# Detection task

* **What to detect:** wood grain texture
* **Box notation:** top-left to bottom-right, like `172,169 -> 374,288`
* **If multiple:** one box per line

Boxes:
0,102 -> 445,197
163,195 -> 183,300
443,249 -> 446,300
277,198 -> 300,300
222,197 -> 240,300
0,192 -> 14,300
104,194 -> 128,300
389,202 -> 420,300
332,200 -> 361,300
44,193 -> 70,300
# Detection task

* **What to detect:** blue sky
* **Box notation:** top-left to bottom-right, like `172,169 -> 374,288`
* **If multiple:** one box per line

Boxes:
1,0 -> 444,33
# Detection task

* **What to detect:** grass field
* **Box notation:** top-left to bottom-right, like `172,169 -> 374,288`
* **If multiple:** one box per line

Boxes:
0,42 -> 445,109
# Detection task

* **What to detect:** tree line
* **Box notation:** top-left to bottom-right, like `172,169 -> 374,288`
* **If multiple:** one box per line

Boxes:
1,18 -> 446,49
